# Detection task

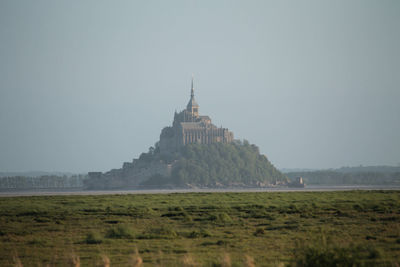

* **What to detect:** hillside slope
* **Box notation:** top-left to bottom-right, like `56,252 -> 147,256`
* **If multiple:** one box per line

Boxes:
85,141 -> 288,189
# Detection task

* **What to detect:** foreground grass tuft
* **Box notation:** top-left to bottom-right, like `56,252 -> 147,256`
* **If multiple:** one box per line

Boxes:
85,231 -> 103,244
106,224 -> 134,239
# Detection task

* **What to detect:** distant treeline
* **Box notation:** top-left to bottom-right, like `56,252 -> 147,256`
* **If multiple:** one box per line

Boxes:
0,175 -> 86,190
286,170 -> 400,185
335,166 -> 400,173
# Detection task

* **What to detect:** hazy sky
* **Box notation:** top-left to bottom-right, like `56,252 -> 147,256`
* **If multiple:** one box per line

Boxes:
0,1 -> 399,173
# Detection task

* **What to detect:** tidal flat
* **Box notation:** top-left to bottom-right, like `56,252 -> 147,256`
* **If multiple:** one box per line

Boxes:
0,191 -> 399,266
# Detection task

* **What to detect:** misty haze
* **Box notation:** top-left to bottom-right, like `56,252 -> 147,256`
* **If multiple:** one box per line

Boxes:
0,1 -> 399,266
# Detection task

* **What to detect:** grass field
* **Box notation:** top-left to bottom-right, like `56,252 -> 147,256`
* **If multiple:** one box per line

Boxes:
0,191 -> 399,266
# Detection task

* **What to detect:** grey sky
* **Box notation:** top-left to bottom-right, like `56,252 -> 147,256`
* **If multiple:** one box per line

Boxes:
0,1 -> 399,173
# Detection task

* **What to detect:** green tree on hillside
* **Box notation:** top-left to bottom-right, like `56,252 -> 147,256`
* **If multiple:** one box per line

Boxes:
141,141 -> 288,187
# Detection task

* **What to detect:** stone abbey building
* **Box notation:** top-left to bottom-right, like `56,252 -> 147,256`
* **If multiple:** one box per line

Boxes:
159,78 -> 234,153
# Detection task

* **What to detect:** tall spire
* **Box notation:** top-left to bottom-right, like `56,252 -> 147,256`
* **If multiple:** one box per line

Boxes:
191,74 -> 194,98
187,74 -> 199,116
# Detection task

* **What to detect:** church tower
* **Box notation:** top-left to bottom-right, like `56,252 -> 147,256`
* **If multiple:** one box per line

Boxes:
158,75 -> 233,153
186,75 -> 199,117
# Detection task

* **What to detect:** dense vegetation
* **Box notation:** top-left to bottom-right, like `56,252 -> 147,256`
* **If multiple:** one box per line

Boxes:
140,141 -> 287,187
0,191 -> 399,266
286,170 -> 400,185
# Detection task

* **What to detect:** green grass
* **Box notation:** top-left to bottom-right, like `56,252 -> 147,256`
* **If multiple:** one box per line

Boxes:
0,191 -> 399,266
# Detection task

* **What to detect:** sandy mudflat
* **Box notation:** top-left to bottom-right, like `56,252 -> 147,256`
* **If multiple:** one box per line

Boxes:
1,185 -> 400,197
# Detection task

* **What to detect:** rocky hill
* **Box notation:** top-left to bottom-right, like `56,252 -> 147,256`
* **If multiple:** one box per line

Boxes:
84,140 -> 288,189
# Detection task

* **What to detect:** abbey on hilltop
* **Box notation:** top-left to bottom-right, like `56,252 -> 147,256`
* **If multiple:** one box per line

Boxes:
159,77 -> 234,153
86,77 -> 244,189
85,76 -> 288,189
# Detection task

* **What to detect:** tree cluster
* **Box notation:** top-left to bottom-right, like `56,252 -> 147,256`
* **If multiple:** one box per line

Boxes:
0,175 -> 86,190
141,141 -> 288,187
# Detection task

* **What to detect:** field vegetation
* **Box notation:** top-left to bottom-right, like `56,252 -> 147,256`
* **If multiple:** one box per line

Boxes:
0,191 -> 399,266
